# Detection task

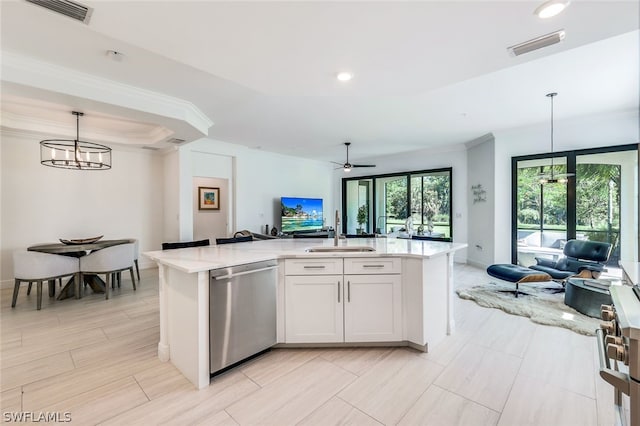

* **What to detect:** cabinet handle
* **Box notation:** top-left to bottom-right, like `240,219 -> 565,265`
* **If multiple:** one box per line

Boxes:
347,280 -> 351,302
303,265 -> 326,269
338,281 -> 341,303
363,264 -> 385,268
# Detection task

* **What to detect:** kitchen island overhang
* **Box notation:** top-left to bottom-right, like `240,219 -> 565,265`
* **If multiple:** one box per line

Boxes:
144,238 -> 467,389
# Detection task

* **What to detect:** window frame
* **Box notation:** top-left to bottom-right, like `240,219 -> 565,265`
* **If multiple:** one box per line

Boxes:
511,143 -> 637,265
341,167 -> 453,238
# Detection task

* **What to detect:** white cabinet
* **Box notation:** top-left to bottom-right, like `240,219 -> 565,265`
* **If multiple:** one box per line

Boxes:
343,274 -> 402,342
285,274 -> 343,343
284,257 -> 402,344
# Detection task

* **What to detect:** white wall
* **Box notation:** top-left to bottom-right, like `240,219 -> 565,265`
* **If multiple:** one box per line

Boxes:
172,138 -> 335,241
0,130 -> 164,286
466,134 -> 495,268
337,143 -> 468,262
163,150 -> 180,242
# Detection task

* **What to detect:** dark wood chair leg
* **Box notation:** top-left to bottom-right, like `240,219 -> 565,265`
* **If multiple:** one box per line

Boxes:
48,280 -> 56,297
37,281 -> 43,310
129,267 -> 136,291
75,272 -> 81,299
134,259 -> 140,281
117,272 -> 121,288
27,282 -> 33,295
11,279 -> 20,308
105,274 -> 110,300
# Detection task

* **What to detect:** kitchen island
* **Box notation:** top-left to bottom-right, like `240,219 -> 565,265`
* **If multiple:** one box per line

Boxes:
144,238 -> 466,389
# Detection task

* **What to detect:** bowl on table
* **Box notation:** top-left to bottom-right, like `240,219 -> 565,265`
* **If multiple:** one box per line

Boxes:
59,235 -> 103,245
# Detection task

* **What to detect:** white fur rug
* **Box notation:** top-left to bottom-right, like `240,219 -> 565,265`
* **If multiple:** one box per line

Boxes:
456,281 -> 601,336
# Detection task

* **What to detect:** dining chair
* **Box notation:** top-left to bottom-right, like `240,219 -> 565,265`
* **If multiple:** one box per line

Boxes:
79,243 -> 136,300
126,238 -> 140,281
215,236 -> 253,245
161,239 -> 210,250
12,250 -> 80,310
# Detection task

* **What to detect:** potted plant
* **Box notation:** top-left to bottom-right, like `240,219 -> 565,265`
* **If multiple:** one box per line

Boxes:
357,204 -> 368,234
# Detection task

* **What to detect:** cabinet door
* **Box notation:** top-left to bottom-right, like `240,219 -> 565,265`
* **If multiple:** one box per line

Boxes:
285,275 -> 344,343
344,274 -> 402,342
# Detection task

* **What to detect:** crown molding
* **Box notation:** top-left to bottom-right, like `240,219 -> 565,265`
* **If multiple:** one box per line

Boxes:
465,133 -> 495,150
1,51 -> 214,136
0,110 -> 174,145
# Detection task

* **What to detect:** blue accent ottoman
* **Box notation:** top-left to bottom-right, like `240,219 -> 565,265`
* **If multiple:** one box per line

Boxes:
487,264 -> 552,297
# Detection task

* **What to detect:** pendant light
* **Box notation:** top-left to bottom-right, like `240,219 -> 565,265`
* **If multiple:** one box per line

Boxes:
538,92 -> 574,184
40,111 -> 112,170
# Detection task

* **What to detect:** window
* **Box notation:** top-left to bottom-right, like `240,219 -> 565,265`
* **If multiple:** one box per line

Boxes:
342,168 -> 453,239
512,144 -> 637,276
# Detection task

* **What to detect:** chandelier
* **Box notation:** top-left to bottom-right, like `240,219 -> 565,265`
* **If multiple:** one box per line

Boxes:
40,111 -> 112,170
538,92 -> 574,184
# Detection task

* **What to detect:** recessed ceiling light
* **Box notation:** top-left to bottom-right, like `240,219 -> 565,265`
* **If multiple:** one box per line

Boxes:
337,72 -> 353,82
534,0 -> 570,19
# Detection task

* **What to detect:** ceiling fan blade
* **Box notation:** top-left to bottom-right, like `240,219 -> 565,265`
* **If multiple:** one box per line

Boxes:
330,161 -> 344,166
352,164 -> 376,168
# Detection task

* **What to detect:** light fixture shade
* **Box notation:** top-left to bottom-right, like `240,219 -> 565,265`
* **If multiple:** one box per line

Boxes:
39,111 -> 112,170
40,139 -> 112,170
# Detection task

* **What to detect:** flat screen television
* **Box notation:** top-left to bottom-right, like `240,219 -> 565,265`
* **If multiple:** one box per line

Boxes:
281,197 -> 323,234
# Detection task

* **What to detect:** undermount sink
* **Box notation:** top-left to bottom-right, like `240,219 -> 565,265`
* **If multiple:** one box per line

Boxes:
305,246 -> 376,253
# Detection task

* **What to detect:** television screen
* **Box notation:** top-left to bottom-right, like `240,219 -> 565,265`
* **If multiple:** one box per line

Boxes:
281,197 -> 323,233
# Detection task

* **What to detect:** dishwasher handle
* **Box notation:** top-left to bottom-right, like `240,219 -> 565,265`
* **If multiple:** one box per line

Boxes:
210,259 -> 278,280
211,266 -> 277,280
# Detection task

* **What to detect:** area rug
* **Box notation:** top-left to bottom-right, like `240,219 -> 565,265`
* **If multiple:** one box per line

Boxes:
456,281 -> 601,336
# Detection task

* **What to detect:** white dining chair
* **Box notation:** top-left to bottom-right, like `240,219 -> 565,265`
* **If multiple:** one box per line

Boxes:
79,243 -> 136,300
12,250 -> 80,310
127,238 -> 140,281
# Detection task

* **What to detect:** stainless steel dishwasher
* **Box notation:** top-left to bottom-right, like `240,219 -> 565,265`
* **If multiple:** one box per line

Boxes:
209,259 -> 278,375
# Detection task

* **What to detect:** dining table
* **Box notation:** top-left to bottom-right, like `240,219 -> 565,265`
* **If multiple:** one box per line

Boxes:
28,239 -> 132,300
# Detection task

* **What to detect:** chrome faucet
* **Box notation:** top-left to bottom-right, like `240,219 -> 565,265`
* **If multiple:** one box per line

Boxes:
334,210 -> 340,246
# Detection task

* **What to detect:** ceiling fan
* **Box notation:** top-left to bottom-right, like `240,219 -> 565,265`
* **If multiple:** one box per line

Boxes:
332,142 -> 376,173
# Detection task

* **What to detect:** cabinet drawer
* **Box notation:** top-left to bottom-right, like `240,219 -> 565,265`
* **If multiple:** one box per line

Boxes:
344,257 -> 401,274
285,258 -> 343,275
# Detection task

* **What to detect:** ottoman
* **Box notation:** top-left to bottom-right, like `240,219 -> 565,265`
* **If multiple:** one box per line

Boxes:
564,278 -> 612,318
487,264 -> 552,297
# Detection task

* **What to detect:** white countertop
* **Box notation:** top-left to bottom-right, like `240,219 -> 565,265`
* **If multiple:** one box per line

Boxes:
144,238 -> 467,273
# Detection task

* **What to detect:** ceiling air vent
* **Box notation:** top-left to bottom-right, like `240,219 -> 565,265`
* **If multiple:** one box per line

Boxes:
508,30 -> 565,56
142,146 -> 160,151
167,138 -> 186,145
25,0 -> 93,24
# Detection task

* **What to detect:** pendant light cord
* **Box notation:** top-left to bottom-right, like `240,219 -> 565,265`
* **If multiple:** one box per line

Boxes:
546,92 -> 557,178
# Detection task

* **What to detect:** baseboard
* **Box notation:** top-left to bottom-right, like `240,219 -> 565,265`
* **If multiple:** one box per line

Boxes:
466,259 -> 489,270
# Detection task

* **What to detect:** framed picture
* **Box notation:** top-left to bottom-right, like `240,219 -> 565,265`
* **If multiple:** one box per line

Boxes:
198,187 -> 220,210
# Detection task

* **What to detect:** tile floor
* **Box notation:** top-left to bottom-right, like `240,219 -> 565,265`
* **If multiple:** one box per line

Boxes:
0,264 -> 622,425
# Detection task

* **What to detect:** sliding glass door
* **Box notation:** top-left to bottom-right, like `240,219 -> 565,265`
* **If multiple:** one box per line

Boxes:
513,144 -> 637,276
515,157 -> 569,266
342,168 -> 452,239
344,179 -> 373,234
